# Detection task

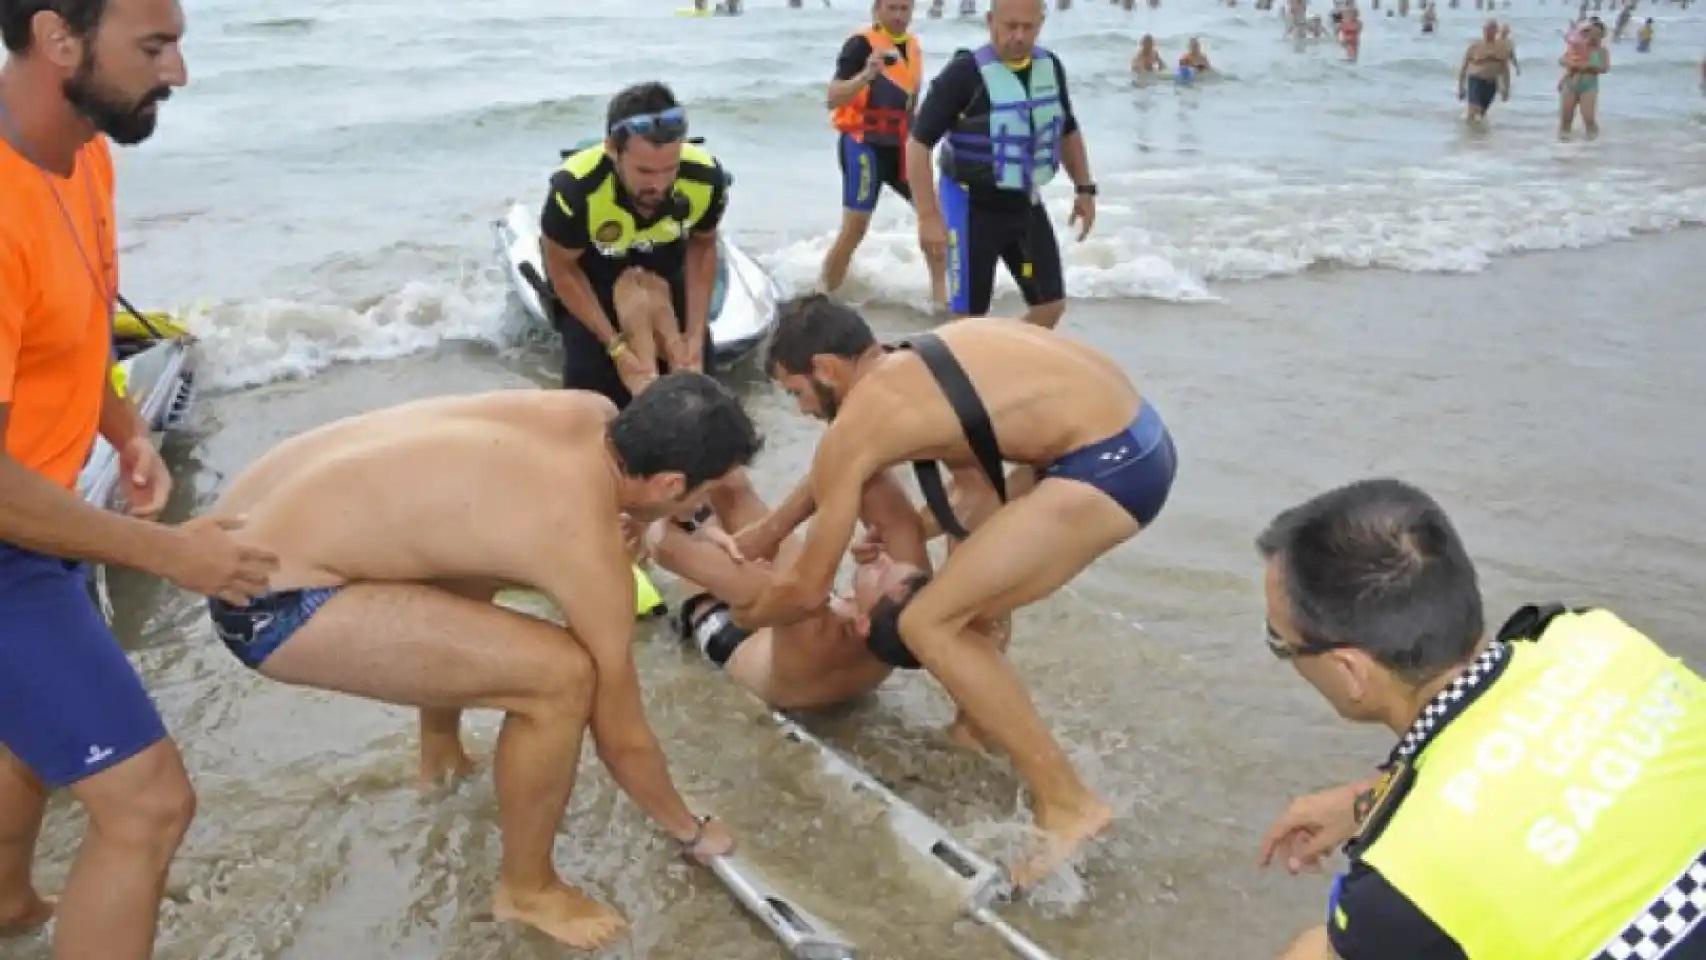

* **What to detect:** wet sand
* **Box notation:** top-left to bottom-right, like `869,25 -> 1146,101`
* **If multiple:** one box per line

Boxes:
13,228 -> 1705,960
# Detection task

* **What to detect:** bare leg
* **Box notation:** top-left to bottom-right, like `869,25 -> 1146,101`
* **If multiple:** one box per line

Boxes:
821,209 -> 872,294
417,580 -> 501,787
899,479 -> 1140,886
0,748 -> 53,936
419,708 -> 475,788
612,270 -> 661,396
1559,87 -> 1579,135
1580,88 -> 1600,137
57,739 -> 195,960
260,583 -> 624,949
1022,299 -> 1067,329
945,615 -> 1013,753
641,271 -> 686,371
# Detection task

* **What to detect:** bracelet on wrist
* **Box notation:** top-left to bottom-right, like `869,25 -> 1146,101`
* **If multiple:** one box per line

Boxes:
678,814 -> 712,849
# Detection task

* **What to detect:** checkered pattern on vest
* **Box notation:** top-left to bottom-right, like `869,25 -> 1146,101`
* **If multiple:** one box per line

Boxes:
1593,852 -> 1706,960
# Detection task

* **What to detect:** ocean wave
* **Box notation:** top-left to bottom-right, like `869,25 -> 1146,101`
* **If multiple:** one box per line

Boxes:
757,173 -> 1706,308
181,269 -> 519,391
225,16 -> 316,34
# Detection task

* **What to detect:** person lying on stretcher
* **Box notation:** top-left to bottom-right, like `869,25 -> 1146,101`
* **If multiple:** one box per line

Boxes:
651,468 -> 1004,712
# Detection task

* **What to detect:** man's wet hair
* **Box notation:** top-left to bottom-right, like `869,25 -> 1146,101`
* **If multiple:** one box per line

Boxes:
3,0 -> 106,53
864,571 -> 931,651
766,295 -> 877,376
1256,478 -> 1484,685
606,81 -> 678,151
611,372 -> 763,488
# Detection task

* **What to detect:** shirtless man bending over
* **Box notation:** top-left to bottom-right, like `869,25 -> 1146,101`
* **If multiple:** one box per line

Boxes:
731,296 -> 1179,885
203,373 -> 758,949
651,469 -> 935,709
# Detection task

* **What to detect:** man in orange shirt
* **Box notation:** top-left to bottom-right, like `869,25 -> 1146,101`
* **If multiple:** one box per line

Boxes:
0,1 -> 277,957
822,0 -> 947,306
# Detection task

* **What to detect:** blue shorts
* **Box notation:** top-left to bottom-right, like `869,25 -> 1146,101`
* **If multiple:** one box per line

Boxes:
0,543 -> 168,787
1040,402 -> 1178,527
208,586 -> 341,670
838,134 -> 909,213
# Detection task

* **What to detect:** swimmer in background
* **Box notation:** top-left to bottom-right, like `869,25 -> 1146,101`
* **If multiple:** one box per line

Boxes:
1422,3 -> 1438,32
1499,22 -> 1521,74
1558,19 -> 1609,138
1133,34 -> 1167,74
1635,17 -> 1653,51
1339,5 -> 1363,60
1459,19 -> 1514,122
1179,37 -> 1213,80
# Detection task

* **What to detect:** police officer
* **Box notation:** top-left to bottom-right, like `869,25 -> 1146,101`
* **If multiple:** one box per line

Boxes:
540,82 -> 729,407
906,0 -> 1098,328
1255,479 -> 1706,960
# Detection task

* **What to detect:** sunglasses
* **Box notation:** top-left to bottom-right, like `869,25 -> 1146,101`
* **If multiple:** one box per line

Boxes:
1264,621 -> 1349,661
610,106 -> 689,144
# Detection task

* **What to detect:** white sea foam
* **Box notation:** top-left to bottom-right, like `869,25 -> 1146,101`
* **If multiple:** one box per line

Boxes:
181,270 -> 519,391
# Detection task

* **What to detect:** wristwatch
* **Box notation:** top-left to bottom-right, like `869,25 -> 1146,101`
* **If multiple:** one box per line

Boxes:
673,504 -> 715,534
1074,182 -> 1099,197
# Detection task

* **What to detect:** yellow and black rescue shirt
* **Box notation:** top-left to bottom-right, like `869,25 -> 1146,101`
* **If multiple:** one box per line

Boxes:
539,142 -> 728,283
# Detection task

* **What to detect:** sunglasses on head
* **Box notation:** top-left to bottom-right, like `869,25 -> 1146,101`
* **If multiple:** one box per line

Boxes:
610,106 -> 689,144
1264,621 -> 1349,661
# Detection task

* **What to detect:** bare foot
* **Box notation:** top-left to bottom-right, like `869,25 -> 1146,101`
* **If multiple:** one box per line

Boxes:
0,894 -> 55,937
1010,797 -> 1114,889
418,743 -> 478,790
944,715 -> 995,754
493,880 -> 627,950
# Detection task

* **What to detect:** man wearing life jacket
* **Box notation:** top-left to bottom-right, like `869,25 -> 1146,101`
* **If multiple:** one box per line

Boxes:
1255,479 -> 1706,960
2,1 -> 278,955
908,0 -> 1099,328
823,0 -> 945,307
541,82 -> 729,408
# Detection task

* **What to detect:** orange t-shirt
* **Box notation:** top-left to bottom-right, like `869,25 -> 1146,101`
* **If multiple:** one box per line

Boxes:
0,135 -> 116,490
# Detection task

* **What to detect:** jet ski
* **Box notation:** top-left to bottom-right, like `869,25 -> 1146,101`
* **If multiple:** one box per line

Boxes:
76,311 -> 197,618
491,201 -> 778,367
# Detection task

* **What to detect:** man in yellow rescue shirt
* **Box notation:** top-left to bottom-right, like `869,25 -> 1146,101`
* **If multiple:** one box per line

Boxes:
822,0 -> 945,307
1255,479 -> 1705,960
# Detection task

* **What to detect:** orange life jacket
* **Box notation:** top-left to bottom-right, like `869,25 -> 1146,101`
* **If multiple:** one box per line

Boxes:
830,27 -> 922,146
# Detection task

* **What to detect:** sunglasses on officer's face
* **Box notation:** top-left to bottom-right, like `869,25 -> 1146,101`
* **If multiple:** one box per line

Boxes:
1264,620 -> 1349,661
611,106 -> 689,144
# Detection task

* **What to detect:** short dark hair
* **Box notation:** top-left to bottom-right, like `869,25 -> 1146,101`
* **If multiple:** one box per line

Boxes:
1256,478 -> 1484,685
606,81 -> 678,151
2,0 -> 106,53
610,372 -> 763,488
865,571 -> 930,653
765,295 -> 877,376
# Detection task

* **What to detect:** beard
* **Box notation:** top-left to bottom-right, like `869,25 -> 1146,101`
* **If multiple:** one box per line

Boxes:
810,377 -> 840,421
63,54 -> 171,145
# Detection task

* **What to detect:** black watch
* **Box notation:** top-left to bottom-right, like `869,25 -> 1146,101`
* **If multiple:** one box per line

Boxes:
1074,182 -> 1098,197
673,504 -> 715,534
